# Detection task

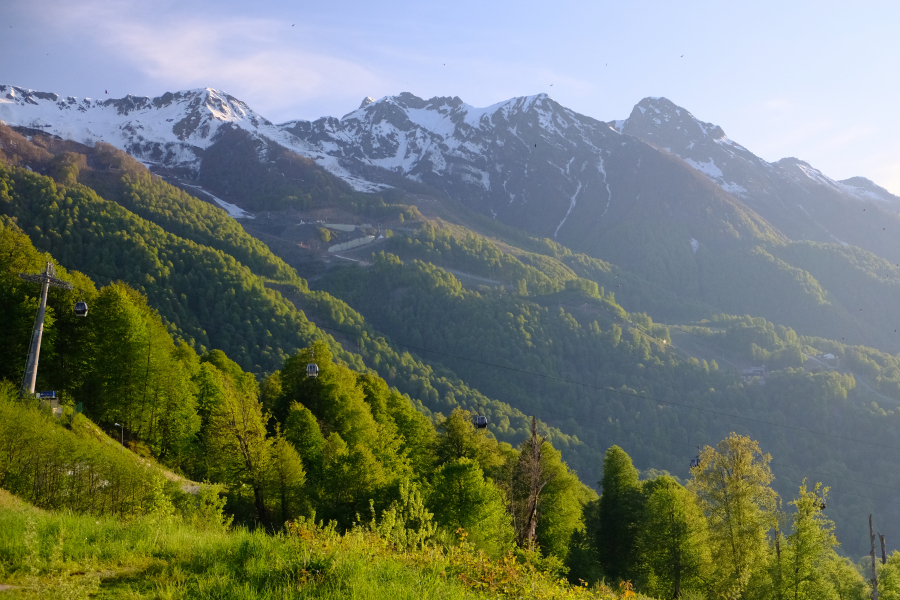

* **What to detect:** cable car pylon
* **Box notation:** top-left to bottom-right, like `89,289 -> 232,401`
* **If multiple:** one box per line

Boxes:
18,262 -> 73,396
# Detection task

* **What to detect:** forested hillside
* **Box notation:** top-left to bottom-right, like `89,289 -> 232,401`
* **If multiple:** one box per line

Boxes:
6,114 -> 900,580
316,224 -> 900,558
0,125 -> 592,476
0,226 -> 888,600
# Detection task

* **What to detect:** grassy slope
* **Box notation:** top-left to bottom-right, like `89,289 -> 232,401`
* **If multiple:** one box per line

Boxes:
0,491 -> 645,600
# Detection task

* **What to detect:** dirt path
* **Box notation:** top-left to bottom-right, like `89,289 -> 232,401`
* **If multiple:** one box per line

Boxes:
443,268 -> 507,288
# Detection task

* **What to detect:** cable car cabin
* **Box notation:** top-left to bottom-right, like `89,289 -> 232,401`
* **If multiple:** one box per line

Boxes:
690,457 -> 701,469
74,301 -> 88,317
473,415 -> 488,429
306,363 -> 319,378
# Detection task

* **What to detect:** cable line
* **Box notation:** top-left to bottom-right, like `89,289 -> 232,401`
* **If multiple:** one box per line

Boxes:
308,322 -> 900,454
63,265 -> 900,466
197,312 -> 900,499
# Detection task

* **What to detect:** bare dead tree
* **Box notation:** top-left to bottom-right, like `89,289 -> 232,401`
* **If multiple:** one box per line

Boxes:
511,416 -> 556,548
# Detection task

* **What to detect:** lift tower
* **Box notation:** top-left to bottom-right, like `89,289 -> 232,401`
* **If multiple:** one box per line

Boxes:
19,262 -> 72,395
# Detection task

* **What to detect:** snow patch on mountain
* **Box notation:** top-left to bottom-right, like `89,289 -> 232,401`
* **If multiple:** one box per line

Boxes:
184,184 -> 255,219
597,157 -> 612,219
0,84 -> 385,193
555,181 -> 582,238
837,176 -> 900,205
685,157 -> 723,179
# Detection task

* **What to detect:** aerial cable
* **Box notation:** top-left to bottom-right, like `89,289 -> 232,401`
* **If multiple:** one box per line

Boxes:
309,322 -> 900,454
197,312 -> 900,499
62,266 -> 900,455
47,269 -> 900,505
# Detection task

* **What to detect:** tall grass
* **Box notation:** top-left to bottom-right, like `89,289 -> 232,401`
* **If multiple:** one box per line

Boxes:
0,384 -> 164,517
0,493 -> 649,599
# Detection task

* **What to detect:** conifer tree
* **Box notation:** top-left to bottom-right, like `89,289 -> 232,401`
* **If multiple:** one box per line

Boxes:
597,445 -> 644,583
267,434 -> 307,527
779,481 -> 838,600
637,475 -> 711,599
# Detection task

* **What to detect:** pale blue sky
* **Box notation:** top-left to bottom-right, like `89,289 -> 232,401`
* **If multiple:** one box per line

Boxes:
3,0 -> 899,193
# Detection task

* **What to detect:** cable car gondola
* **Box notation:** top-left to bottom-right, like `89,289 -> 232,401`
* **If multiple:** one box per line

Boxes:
306,349 -> 319,379
472,405 -> 488,429
74,301 -> 88,317
689,446 -> 701,470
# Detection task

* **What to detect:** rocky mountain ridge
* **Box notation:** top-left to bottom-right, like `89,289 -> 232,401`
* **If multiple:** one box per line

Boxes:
0,84 -> 379,192
3,82 -> 899,263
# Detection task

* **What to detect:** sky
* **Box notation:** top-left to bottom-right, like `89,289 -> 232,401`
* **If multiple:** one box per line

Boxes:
3,0 -> 899,193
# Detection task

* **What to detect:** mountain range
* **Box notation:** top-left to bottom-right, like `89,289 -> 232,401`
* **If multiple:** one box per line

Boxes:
4,83 -> 900,350
7,81 -> 900,558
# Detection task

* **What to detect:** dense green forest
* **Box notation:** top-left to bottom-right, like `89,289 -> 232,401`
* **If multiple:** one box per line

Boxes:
0,229 -> 886,599
319,225 -> 900,557
7,121 -> 900,597
0,125 -> 589,476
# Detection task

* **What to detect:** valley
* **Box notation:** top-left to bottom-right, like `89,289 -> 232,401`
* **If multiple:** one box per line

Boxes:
3,82 -> 900,597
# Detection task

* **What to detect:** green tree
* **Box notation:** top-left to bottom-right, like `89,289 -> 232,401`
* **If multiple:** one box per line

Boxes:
283,401 -> 325,472
434,407 -> 505,476
428,457 -> 514,556
876,551 -> 900,600
637,476 -> 711,599
317,432 -> 387,525
532,443 -> 593,561
565,497 -> 604,585
689,433 -> 778,600
203,356 -> 273,527
773,481 -> 839,600
597,445 -> 644,583
266,435 -> 307,527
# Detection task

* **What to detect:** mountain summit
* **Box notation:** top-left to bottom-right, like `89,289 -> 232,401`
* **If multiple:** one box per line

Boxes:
3,83 -> 898,264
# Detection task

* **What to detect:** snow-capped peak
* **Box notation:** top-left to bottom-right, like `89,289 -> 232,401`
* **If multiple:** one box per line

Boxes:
625,96 -> 728,142
0,83 -> 386,192
0,84 -> 272,154
837,176 -> 900,205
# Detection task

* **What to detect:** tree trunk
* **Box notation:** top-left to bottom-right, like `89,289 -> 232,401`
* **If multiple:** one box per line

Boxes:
514,417 -> 555,548
870,514 -> 879,600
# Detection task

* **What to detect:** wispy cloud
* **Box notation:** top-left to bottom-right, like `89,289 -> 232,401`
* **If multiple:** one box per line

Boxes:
29,0 -> 383,120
